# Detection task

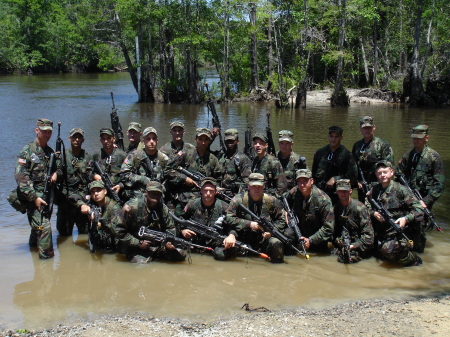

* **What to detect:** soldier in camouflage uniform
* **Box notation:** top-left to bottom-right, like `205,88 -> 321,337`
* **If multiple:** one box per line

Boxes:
251,133 -> 287,197
180,178 -> 236,260
277,130 -> 307,190
368,161 -> 424,266
285,169 -> 334,253
352,116 -> 394,202
312,126 -> 358,205
397,125 -> 444,214
159,120 -> 196,161
125,122 -> 143,154
332,179 -> 374,263
121,127 -> 169,198
56,128 -> 92,236
226,173 -> 287,263
218,129 -> 251,196
15,118 -> 61,259
112,181 -> 186,263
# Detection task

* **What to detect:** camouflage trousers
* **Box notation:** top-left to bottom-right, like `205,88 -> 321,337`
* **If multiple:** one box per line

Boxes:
255,237 -> 284,263
56,199 -> 89,236
379,237 -> 417,266
27,207 -> 54,259
126,245 -> 187,264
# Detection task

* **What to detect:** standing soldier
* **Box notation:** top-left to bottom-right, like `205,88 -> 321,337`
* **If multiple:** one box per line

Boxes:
125,122 -> 143,154
332,179 -> 374,263
57,128 -> 92,236
277,130 -> 307,190
312,126 -> 357,204
15,118 -> 60,259
159,120 -> 195,161
251,133 -> 287,196
285,169 -> 334,253
352,116 -> 394,202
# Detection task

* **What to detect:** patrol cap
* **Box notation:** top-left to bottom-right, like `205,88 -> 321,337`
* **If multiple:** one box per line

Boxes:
336,179 -> 351,191
248,173 -> 265,186
329,126 -> 343,136
224,128 -> 239,140
146,181 -> 163,194
128,122 -> 142,132
374,160 -> 394,170
142,126 -> 158,137
253,133 -> 268,143
360,116 -> 374,127
411,125 -> 428,139
196,127 -> 212,139
279,130 -> 293,142
99,127 -> 114,137
88,180 -> 105,191
69,128 -> 84,137
296,169 -> 312,180
170,121 -> 185,129
37,118 -> 53,131
200,177 -> 218,187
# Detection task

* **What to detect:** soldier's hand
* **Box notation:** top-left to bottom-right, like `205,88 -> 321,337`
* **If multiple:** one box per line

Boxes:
112,184 -> 121,193
373,211 -> 385,222
395,217 -> 407,228
250,222 -> 262,232
262,232 -> 272,240
165,242 -> 176,250
182,229 -> 196,239
326,177 -> 335,188
420,200 -> 427,208
358,182 -> 363,190
223,234 -> 236,249
301,237 -> 310,250
185,177 -> 199,188
50,172 -> 58,184
138,240 -> 151,250
80,204 -> 91,215
34,197 -> 47,211
93,174 -> 102,181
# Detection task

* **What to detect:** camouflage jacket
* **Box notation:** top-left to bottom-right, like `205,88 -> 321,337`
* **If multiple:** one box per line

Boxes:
251,154 -> 288,196
159,141 -> 195,161
352,136 -> 394,183
182,197 -> 229,228
397,145 -> 445,207
87,196 -> 121,234
91,148 -> 127,188
15,141 -> 61,202
277,151 -> 307,190
333,199 -> 374,252
285,185 -> 334,245
219,151 -> 252,193
64,148 -> 92,196
312,144 -> 358,192
112,194 -> 176,248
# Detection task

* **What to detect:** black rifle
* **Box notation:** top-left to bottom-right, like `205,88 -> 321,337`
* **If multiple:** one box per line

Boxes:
170,212 -> 269,259
281,197 -> 310,259
142,157 -> 155,180
340,226 -> 352,264
358,164 -> 370,195
176,166 -> 205,184
93,161 -> 123,205
205,83 -> 227,156
55,121 -> 68,200
40,153 -> 57,227
396,174 -> 442,232
110,92 -> 125,150
87,205 -> 102,253
236,202 -> 305,258
138,227 -> 213,252
244,113 -> 255,161
266,111 -> 276,156
367,196 -> 414,247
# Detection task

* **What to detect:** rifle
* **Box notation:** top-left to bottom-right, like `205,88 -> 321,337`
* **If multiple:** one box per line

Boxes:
281,197 -> 310,259
176,166 -> 205,184
142,157 -> 155,180
265,111 -> 276,156
110,92 -> 125,150
87,205 -> 102,253
236,202 -> 305,258
340,226 -> 352,264
93,161 -> 123,205
205,83 -> 227,156
138,227 -> 213,252
396,173 -> 442,232
55,121 -> 68,199
244,113 -> 255,161
170,212 -> 269,259
367,196 -> 414,247
358,164 -> 370,195
40,153 -> 57,226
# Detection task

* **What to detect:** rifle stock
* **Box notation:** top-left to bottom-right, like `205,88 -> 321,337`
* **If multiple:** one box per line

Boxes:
281,197 -> 309,259
204,83 -> 227,156
93,161 -> 123,205
110,92 -> 125,150
265,111 -> 276,155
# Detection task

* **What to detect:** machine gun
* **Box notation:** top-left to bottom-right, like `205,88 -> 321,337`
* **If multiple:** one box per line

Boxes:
93,161 -> 123,205
265,111 -> 276,156
281,197 -> 310,259
40,153 -> 57,226
396,173 -> 442,232
55,121 -> 68,199
170,213 -> 269,259
340,226 -> 352,264
138,227 -> 213,252
367,196 -> 414,247
110,92 -> 125,150
205,82 -> 227,156
244,113 -> 255,161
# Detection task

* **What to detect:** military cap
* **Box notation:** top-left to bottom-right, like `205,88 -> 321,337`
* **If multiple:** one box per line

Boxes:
279,130 -> 293,142
360,116 -> 374,127
374,160 -> 394,170
296,169 -> 312,180
196,127 -> 212,139
170,121 -> 185,129
88,180 -> 105,191
329,126 -> 343,136
146,181 -> 163,194
224,128 -> 239,140
37,118 -> 53,131
69,128 -> 84,137
99,127 -> 114,136
411,125 -> 428,139
248,173 -> 265,186
142,126 -> 158,137
128,122 -> 142,132
253,133 -> 268,143
200,177 -> 218,187
336,179 -> 351,191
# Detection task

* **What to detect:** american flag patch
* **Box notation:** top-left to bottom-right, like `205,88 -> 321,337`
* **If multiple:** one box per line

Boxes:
18,158 -> 26,165
124,158 -> 129,164
177,151 -> 184,156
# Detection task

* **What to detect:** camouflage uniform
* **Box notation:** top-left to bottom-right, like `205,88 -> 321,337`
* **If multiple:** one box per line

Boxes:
159,141 -> 196,161
277,151 -> 307,190
219,152 -> 252,195
251,154 -> 287,197
91,147 -> 127,192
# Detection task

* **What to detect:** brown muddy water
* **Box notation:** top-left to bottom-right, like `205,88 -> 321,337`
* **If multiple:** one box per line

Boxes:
0,73 -> 449,330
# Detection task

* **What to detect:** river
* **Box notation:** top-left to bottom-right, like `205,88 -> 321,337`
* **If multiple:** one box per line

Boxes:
0,72 -> 448,330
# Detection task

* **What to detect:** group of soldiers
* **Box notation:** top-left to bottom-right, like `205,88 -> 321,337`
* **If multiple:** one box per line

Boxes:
12,115 -> 444,267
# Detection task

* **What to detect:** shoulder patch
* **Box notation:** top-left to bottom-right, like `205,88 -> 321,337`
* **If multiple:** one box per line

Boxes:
18,158 -> 26,165
123,204 -> 131,212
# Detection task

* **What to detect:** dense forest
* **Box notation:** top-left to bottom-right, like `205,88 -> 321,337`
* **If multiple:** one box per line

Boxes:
1,1 -> 449,106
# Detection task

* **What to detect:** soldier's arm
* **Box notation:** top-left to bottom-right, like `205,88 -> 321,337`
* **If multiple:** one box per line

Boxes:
120,153 -> 150,188
382,141 -> 395,164
308,198 -> 334,245
239,154 -> 252,186
274,160 -> 288,196
270,198 -> 288,231
15,145 -> 38,202
111,206 -> 141,247
225,198 -> 251,236
345,153 -> 359,188
162,205 -> 177,236
422,153 -> 445,206
353,203 -> 374,252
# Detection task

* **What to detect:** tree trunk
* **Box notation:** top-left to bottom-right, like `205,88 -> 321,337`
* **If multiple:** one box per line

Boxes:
421,0 -> 434,78
360,36 -> 370,85
249,3 -> 259,91
268,15 -> 274,79
221,1 -> 231,99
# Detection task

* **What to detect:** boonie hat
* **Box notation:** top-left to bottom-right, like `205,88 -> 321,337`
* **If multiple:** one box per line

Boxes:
374,160 -> 394,170
128,122 -> 142,132
253,133 -> 268,143
329,126 -> 343,136
224,129 -> 239,141
99,128 -> 114,136
360,116 -> 374,127
196,128 -> 212,139
170,121 -> 185,129
411,125 -> 428,139
248,173 -> 265,186
146,181 -> 163,194
37,118 -> 53,131
336,179 -> 351,191
201,177 -> 218,187
143,127 -> 158,137
88,180 -> 105,191
69,128 -> 84,137
279,130 -> 293,142
296,169 -> 312,180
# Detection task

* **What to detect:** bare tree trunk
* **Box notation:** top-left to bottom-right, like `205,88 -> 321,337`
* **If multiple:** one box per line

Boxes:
372,21 -> 378,87
268,15 -> 274,79
249,2 -> 259,91
221,1 -> 231,99
421,0 -> 435,78
360,36 -> 370,85
295,0 -> 309,109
